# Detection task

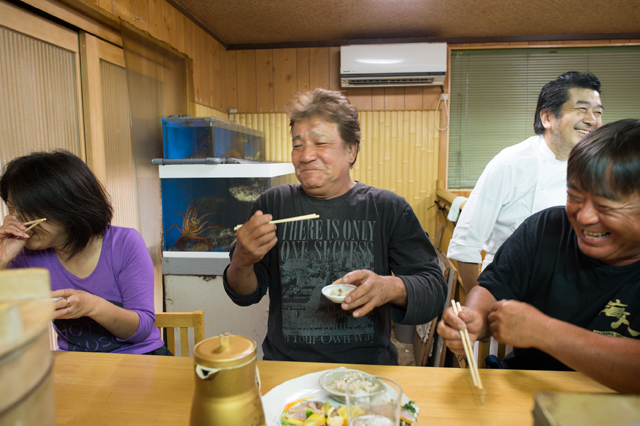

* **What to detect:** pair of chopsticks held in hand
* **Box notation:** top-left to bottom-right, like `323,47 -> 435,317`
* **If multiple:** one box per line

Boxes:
233,214 -> 319,232
22,218 -> 47,232
451,300 -> 484,390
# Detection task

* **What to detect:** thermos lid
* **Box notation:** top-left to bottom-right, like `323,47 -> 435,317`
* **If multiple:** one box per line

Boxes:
193,333 -> 256,369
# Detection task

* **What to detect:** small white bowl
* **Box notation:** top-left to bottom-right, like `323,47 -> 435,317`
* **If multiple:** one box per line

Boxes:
321,284 -> 356,303
319,368 -> 382,403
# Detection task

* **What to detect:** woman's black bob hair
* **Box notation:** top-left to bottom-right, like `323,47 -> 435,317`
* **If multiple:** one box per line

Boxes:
568,119 -> 640,201
0,150 -> 113,258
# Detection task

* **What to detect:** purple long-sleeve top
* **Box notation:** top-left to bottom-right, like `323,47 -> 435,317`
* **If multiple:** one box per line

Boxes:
9,226 -> 163,354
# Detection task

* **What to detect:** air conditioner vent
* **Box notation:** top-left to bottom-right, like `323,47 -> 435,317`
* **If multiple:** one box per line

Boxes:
340,43 -> 447,88
344,78 -> 436,86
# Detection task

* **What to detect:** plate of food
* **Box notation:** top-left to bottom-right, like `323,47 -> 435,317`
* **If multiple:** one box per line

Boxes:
321,284 -> 357,303
262,367 -> 419,426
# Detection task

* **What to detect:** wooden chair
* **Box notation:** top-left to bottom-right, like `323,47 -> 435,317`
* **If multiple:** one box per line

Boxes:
154,311 -> 205,357
413,247 -> 459,367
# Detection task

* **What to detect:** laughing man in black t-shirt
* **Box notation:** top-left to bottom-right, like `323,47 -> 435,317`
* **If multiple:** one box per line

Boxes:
438,119 -> 640,394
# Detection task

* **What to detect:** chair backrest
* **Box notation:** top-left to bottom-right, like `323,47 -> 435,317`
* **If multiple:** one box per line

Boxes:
154,311 -> 205,357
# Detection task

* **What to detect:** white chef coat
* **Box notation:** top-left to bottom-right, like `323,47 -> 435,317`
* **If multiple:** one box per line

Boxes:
447,135 -> 567,270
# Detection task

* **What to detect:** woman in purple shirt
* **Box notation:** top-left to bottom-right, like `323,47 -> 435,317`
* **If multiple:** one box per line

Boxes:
0,151 -> 169,355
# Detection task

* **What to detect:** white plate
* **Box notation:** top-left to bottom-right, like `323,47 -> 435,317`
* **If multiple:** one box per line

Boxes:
261,367 -> 417,426
321,284 -> 357,303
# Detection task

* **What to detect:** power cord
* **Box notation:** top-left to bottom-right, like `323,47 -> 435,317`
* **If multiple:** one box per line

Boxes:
435,93 -> 450,132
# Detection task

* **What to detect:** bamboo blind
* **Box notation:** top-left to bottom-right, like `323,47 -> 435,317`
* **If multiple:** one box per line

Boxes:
0,25 -> 82,217
100,60 -> 140,230
236,111 -> 440,238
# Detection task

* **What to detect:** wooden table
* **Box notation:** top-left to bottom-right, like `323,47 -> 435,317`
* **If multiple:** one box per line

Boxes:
53,352 -> 613,425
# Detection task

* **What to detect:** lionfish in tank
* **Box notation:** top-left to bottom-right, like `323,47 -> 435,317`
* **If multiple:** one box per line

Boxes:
228,179 -> 268,203
166,199 -> 221,251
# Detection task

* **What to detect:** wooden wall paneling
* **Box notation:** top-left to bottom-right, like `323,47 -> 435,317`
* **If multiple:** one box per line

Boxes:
401,111 -> 410,198
389,111 -> 400,192
133,0 -> 148,31
212,38 -> 224,111
438,45 -> 453,182
256,49 -> 274,112
98,0 -> 112,13
20,0 -> 122,46
226,50 -> 238,109
407,111 -> 417,203
237,50 -> 257,112
174,9 -> 185,53
182,19 -> 193,69
208,31 -> 221,109
296,48 -> 310,93
309,47 -> 329,90
147,0 -> 164,42
273,48 -> 297,112
164,1 -> 175,47
201,29 -> 211,107
79,32 -> 107,185
371,88 -> 384,110
329,46 -> 341,92
405,87 -> 423,110
113,0 -> 134,24
382,110 -> 392,190
385,87 -> 405,110
427,111 -> 439,234
186,20 -> 198,102
346,88 -> 372,111
195,26 -> 204,105
423,86 -> 441,110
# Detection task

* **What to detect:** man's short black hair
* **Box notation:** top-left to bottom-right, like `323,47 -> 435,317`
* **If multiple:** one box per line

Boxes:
567,119 -> 640,200
534,71 -> 602,135
0,150 -> 113,258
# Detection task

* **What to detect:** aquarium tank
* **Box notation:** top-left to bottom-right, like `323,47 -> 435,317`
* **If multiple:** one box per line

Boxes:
162,115 -> 265,160
159,116 -> 295,268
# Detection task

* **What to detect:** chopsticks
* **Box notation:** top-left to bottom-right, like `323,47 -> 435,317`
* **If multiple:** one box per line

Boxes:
451,300 -> 483,390
233,214 -> 319,231
23,218 -> 47,232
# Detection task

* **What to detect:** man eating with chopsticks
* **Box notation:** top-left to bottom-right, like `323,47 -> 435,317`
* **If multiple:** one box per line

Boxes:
224,88 -> 447,365
438,119 -> 640,394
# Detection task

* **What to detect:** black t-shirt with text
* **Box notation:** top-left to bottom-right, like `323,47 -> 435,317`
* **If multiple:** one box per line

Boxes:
480,207 -> 640,370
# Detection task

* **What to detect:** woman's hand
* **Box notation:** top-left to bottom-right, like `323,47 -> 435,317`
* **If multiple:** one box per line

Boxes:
51,289 -> 99,320
0,215 -> 30,268
50,289 -> 140,340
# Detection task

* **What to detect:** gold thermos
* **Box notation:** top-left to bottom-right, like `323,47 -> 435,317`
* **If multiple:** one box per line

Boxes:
189,333 -> 266,426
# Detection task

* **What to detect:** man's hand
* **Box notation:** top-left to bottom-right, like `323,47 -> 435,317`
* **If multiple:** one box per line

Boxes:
337,270 -> 406,318
233,211 -> 277,268
487,300 -> 551,348
226,211 -> 277,295
437,305 -> 485,354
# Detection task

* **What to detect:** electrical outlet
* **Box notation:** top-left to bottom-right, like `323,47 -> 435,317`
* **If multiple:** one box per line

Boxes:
440,93 -> 449,101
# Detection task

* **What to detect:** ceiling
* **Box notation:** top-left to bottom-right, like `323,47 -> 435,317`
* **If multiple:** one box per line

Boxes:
171,0 -> 640,50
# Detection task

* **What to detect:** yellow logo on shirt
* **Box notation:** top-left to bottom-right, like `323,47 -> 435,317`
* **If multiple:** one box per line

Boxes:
596,299 -> 640,337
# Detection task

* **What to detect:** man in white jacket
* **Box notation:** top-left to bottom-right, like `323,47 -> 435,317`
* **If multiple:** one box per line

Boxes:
448,71 -> 604,294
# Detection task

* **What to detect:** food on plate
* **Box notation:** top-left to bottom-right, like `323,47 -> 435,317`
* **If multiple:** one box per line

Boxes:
329,373 -> 376,394
281,397 -> 345,426
281,396 -> 367,426
400,400 -> 417,425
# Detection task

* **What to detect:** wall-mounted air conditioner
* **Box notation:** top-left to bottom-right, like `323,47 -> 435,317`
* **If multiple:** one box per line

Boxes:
341,43 -> 447,88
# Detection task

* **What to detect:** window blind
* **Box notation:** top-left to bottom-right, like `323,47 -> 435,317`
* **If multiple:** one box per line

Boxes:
448,47 -> 640,189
